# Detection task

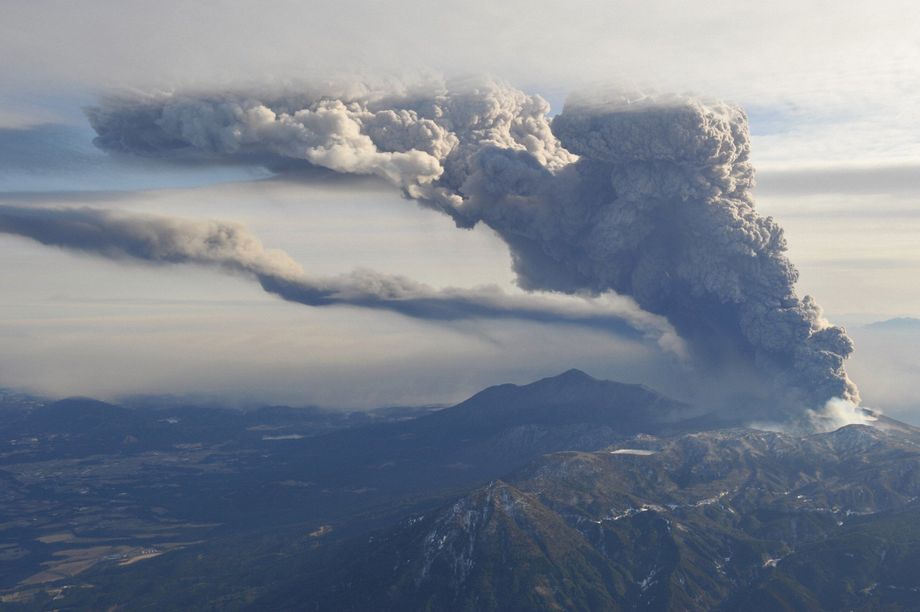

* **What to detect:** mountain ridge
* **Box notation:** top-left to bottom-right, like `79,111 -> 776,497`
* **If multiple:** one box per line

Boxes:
6,371 -> 919,610
260,421 -> 920,610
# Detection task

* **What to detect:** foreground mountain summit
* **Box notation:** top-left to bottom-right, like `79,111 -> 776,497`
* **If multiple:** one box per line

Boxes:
2,371 -> 920,610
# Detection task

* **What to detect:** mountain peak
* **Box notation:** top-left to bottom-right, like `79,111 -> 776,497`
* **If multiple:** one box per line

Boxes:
524,368 -> 643,398
544,368 -> 596,384
439,368 -> 701,438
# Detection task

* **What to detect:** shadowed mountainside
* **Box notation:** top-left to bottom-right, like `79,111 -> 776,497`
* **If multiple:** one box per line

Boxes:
261,422 -> 920,611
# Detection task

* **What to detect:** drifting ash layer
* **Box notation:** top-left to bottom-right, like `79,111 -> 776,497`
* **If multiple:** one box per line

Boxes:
77,82 -> 858,413
0,205 -> 679,347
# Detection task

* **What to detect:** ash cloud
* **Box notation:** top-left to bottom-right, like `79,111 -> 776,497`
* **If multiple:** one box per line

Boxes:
0,205 -> 680,347
84,80 -> 858,412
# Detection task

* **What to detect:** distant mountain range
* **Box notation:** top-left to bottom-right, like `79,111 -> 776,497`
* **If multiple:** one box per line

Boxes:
3,370 -> 920,610
863,316 -> 920,330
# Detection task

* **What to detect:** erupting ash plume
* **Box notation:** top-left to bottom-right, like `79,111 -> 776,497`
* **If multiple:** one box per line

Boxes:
81,79 -> 858,411
0,205 -> 680,347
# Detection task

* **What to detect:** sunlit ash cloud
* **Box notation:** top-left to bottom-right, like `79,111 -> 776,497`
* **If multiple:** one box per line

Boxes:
27,78 -> 861,416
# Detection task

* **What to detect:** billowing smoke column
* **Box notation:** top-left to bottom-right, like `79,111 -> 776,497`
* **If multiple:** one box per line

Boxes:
84,80 -> 858,410
0,205 -> 679,345
535,95 -> 857,409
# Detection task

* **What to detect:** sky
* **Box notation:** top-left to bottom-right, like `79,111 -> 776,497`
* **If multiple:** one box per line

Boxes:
0,1 -> 918,420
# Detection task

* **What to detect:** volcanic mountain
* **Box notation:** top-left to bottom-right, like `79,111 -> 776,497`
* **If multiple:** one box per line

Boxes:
4,371 -> 919,611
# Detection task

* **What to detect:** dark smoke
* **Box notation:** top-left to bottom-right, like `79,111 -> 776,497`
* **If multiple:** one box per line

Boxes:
83,80 -> 858,411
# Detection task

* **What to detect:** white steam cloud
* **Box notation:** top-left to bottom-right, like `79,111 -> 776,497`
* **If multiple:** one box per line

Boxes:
80,79 -> 858,413
807,397 -> 878,433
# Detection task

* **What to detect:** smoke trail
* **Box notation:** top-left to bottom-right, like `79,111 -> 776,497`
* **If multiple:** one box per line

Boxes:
85,79 -> 858,410
0,205 -> 682,349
